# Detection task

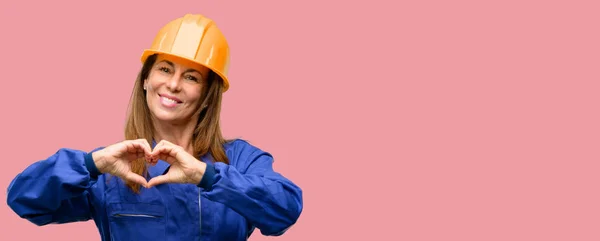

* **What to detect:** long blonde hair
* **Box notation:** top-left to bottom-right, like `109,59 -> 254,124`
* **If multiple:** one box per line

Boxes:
123,54 -> 230,193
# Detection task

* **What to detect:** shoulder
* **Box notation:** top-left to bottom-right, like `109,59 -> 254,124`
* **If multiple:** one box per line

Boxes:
221,138 -> 274,167
223,138 -> 270,156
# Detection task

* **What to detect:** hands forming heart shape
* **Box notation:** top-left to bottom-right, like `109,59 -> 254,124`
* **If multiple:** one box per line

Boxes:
91,139 -> 206,188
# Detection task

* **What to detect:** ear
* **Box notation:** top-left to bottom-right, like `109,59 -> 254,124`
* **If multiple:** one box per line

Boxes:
143,79 -> 148,90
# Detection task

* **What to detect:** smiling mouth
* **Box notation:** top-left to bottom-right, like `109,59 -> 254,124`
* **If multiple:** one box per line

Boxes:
158,94 -> 183,104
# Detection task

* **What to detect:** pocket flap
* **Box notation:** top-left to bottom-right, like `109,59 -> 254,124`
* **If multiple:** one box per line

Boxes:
107,203 -> 166,218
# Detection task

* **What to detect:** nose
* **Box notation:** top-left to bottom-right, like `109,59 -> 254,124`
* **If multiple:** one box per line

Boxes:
165,73 -> 182,92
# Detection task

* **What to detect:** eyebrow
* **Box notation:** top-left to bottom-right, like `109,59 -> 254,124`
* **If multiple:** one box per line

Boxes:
159,60 -> 203,77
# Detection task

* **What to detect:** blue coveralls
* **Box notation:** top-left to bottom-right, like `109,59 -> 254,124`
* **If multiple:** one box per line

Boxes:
6,139 -> 303,240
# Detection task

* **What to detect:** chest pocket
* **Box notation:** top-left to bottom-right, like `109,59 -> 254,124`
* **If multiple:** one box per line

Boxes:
104,177 -> 167,241
107,202 -> 166,241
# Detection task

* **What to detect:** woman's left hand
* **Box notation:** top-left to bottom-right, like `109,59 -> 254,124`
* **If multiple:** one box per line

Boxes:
146,140 -> 206,188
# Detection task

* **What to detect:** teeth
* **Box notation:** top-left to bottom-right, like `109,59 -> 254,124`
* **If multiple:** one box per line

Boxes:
163,96 -> 178,103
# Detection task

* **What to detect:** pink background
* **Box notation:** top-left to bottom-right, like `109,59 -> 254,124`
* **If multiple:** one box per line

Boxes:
1,0 -> 599,240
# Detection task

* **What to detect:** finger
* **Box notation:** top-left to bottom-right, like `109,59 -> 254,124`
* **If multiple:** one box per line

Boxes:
124,172 -> 148,187
160,143 -> 180,156
135,141 -> 153,158
135,142 -> 150,156
155,152 -> 175,164
155,140 -> 165,149
153,146 -> 180,164
153,141 -> 164,154
126,142 -> 149,161
135,139 -> 154,162
147,175 -> 170,188
150,144 -> 170,156
156,139 -> 176,150
147,156 -> 159,165
125,139 -> 150,154
125,141 -> 144,154
145,149 -> 164,164
136,139 -> 153,155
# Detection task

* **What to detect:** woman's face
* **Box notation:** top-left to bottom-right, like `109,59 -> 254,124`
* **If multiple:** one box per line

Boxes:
144,54 -> 210,124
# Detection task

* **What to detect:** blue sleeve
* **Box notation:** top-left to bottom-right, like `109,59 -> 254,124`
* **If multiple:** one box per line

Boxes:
6,147 -> 104,226
198,141 -> 303,236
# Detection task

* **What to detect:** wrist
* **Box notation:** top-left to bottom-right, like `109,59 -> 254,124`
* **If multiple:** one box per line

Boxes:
91,150 -> 107,173
197,162 -> 217,190
85,150 -> 103,179
191,161 -> 207,185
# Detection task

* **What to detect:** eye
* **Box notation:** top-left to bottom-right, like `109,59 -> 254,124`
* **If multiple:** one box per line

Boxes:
158,67 -> 172,73
184,75 -> 200,82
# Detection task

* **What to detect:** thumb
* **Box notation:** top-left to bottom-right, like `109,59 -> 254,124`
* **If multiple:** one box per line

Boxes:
147,175 -> 170,188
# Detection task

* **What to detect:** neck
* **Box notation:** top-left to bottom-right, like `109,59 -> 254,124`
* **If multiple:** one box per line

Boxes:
152,118 -> 197,154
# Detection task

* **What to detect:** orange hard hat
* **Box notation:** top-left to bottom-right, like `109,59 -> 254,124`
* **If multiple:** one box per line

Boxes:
141,14 -> 231,92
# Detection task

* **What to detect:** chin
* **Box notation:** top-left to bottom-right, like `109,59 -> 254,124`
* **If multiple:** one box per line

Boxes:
150,109 -> 182,123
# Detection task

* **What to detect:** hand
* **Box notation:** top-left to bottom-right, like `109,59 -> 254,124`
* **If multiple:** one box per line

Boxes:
92,139 -> 152,187
146,140 -> 207,188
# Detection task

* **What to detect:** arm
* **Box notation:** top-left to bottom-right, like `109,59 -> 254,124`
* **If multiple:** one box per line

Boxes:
199,142 -> 303,236
6,148 -> 104,226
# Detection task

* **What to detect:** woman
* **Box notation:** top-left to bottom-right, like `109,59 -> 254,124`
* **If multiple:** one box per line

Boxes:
6,13 -> 303,241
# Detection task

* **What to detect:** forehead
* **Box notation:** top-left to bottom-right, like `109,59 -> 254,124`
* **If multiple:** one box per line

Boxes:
155,54 -> 210,74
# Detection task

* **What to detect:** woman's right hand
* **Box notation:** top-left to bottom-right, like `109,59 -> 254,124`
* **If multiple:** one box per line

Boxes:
91,139 -> 153,187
